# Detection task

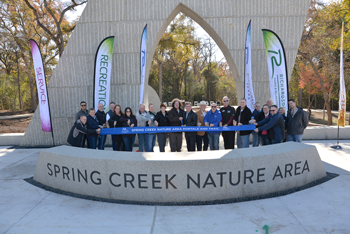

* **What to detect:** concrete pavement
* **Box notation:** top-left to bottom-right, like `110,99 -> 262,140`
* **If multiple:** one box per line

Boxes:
0,141 -> 349,234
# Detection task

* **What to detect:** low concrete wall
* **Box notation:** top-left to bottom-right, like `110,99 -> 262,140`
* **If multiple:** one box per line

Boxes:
0,133 -> 24,146
33,142 -> 326,203
303,126 -> 350,140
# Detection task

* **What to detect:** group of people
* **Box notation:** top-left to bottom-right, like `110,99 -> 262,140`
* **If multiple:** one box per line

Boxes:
67,96 -> 309,152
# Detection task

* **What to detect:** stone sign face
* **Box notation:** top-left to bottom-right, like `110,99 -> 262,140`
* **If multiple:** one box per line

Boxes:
21,0 -> 311,146
33,142 -> 326,203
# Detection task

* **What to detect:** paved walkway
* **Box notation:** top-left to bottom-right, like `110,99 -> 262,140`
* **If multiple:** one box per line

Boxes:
0,113 -> 33,120
0,141 -> 349,234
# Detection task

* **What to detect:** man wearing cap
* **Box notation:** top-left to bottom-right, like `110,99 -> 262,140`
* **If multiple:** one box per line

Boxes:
204,103 -> 222,150
220,96 -> 236,149
196,101 -> 209,151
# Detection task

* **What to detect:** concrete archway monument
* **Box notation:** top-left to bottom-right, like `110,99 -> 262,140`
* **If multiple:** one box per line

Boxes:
30,142 -> 327,204
21,0 -> 311,146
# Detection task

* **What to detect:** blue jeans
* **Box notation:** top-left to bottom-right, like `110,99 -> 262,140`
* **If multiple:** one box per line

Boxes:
146,134 -> 156,152
138,134 -> 147,152
237,132 -> 250,148
252,131 -> 259,147
123,136 -> 136,151
260,134 -> 271,146
287,134 -> 303,143
98,135 -> 106,150
87,135 -> 98,149
208,133 -> 220,150
271,139 -> 283,144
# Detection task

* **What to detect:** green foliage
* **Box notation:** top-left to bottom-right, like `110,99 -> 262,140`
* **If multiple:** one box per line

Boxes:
149,13 -> 237,105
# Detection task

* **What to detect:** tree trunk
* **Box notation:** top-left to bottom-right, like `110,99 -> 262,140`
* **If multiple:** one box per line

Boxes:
302,52 -> 333,126
16,52 -> 22,110
159,62 -> 162,102
325,100 -> 332,125
298,88 -> 303,108
323,102 -> 326,125
314,93 -> 316,109
17,43 -> 36,111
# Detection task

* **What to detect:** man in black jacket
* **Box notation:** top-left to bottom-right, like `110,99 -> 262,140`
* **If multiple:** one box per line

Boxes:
234,98 -> 252,148
286,99 -> 309,143
67,116 -> 100,147
183,102 -> 198,152
220,96 -> 236,149
95,103 -> 107,150
168,98 -> 184,152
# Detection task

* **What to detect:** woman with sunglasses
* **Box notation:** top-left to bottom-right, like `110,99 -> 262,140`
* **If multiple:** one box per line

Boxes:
119,107 -> 138,151
108,105 -> 125,151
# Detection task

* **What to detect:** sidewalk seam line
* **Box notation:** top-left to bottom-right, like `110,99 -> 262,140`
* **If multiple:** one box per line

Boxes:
278,197 -> 310,234
150,206 -> 157,234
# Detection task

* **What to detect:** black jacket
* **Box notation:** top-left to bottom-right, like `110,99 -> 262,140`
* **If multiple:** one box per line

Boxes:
168,108 -> 184,126
67,120 -> 97,147
119,116 -> 138,137
220,105 -> 235,125
95,110 -> 106,125
286,108 -> 309,135
234,106 -> 252,136
108,113 -> 123,142
155,111 -> 169,127
183,110 -> 197,126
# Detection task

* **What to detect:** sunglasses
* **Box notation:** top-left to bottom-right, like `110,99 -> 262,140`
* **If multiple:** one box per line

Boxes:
270,109 -> 277,112
81,104 -> 86,106
211,106 -> 217,108
223,100 -> 229,102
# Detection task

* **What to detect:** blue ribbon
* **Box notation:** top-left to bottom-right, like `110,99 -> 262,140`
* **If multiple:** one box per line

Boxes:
100,124 -> 256,135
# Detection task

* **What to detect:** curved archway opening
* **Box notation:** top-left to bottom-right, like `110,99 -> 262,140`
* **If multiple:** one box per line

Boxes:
144,3 -> 242,109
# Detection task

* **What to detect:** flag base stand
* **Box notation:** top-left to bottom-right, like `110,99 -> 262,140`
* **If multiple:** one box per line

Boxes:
330,126 -> 342,150
330,144 -> 342,149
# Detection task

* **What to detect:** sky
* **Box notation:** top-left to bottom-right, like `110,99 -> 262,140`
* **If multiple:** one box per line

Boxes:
65,0 -> 337,63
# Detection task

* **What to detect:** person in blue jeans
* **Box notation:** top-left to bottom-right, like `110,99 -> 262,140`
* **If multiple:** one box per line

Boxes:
286,99 -> 308,143
140,104 -> 157,152
234,98 -> 252,148
95,103 -> 107,150
119,107 -> 138,151
251,102 -> 261,147
136,104 -> 148,152
253,105 -> 285,144
108,104 -> 125,151
204,103 -> 222,150
86,108 -> 100,149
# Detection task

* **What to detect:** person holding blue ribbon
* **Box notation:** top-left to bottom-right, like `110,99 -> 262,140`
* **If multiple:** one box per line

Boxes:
139,103 -> 157,152
183,102 -> 197,152
155,103 -> 169,152
204,103 -> 222,150
168,98 -> 184,152
234,98 -> 252,148
108,104 -> 125,151
135,103 -> 148,152
119,107 -> 138,151
86,108 -> 100,149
